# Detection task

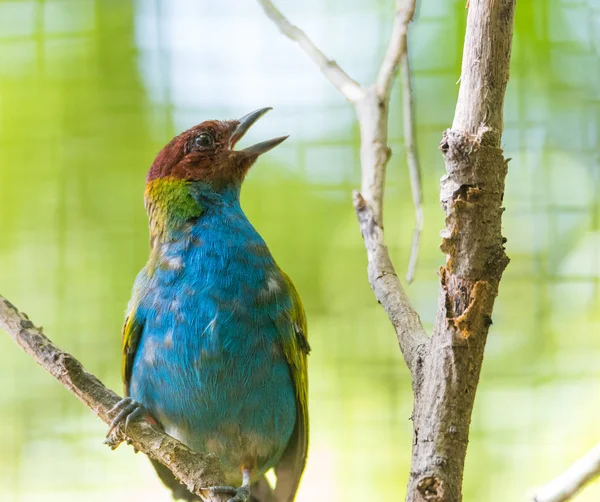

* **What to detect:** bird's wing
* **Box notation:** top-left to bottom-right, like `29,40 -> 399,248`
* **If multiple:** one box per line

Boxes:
121,294 -> 144,397
274,272 -> 310,502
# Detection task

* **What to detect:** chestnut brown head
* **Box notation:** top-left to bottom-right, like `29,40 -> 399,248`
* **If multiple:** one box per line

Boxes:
147,108 -> 288,189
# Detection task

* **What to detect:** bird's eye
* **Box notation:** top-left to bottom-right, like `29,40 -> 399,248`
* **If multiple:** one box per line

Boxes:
193,133 -> 214,149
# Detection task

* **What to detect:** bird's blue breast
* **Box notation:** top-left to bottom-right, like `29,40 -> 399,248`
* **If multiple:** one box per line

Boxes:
128,199 -> 296,483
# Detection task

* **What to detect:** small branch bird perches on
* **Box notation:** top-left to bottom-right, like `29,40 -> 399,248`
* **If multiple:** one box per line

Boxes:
0,296 -> 231,502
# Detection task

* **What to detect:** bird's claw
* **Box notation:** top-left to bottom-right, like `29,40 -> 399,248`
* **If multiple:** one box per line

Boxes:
105,397 -> 147,437
209,485 -> 250,502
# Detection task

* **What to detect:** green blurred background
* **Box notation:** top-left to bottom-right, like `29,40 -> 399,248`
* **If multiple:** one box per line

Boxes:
0,0 -> 599,500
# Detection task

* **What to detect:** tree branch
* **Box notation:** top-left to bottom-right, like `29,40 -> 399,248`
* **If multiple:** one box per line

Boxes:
352,87 -> 428,376
258,0 -> 428,373
256,0 -> 364,103
350,0 -> 427,368
400,50 -> 423,284
354,189 -> 427,374
532,443 -> 600,502
0,294 -> 231,502
259,1 -> 515,500
406,1 -> 515,500
375,0 -> 417,100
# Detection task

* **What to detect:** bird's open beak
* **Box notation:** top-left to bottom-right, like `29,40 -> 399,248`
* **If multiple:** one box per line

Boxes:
230,107 -> 289,155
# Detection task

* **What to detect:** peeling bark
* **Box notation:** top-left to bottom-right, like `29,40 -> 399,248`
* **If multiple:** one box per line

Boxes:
407,1 -> 515,499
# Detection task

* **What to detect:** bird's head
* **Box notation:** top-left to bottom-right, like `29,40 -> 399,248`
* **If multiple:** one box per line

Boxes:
147,107 -> 287,189
144,108 -> 287,243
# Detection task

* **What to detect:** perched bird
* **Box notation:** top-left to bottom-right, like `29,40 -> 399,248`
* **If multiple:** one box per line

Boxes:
108,108 -> 309,502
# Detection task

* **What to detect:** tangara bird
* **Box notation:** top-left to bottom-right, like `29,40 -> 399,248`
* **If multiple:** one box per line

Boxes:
108,108 -> 310,502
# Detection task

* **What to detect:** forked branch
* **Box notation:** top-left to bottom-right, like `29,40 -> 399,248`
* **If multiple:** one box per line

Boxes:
258,0 -> 428,372
258,0 -> 425,288
261,2 -> 517,502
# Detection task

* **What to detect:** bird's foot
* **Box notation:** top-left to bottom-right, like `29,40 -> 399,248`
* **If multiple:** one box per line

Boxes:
105,397 -> 148,438
209,485 -> 250,502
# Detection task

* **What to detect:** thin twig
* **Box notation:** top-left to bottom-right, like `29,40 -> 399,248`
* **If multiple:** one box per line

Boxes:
0,294 -> 230,502
401,50 -> 423,283
532,443 -> 600,502
257,0 -> 364,103
376,0 -> 417,99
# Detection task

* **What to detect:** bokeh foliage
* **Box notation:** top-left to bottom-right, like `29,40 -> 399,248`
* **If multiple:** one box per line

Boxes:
0,0 -> 599,500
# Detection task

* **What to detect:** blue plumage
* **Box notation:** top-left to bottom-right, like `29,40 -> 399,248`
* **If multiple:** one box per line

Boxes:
129,187 -> 296,482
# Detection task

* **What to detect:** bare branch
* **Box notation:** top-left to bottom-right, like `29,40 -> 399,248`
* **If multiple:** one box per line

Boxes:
532,443 -> 600,502
351,0 -> 425,356
257,0 -> 364,102
375,0 -> 417,99
353,190 -> 427,373
353,88 -> 428,375
0,294 -> 230,502
260,2 -> 516,501
257,0 -> 428,373
406,1 -> 516,500
400,50 -> 423,284
452,0 -> 512,133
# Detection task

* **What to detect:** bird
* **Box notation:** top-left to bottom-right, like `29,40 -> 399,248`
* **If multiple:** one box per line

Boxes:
107,108 -> 309,502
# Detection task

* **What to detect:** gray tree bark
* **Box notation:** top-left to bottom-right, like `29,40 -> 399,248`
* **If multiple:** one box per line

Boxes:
407,1 -> 515,499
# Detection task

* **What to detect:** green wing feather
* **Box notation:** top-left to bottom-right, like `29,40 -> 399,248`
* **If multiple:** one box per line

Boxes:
274,272 -> 310,502
121,298 -> 144,396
